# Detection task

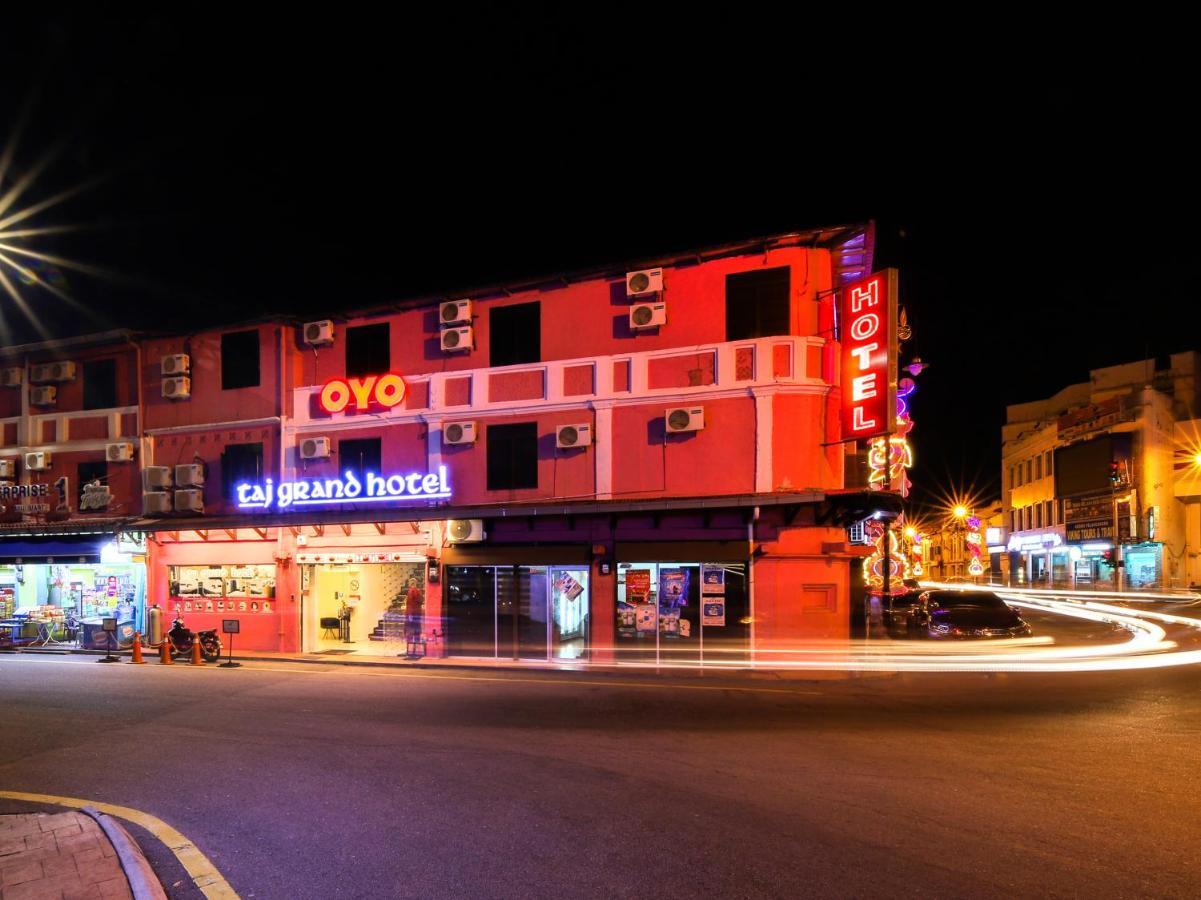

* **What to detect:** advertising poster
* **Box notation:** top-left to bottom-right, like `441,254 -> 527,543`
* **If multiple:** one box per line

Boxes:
701,565 -> 725,596
555,571 -> 585,601
634,602 -> 657,633
658,568 -> 690,611
625,569 -> 651,605
702,599 -> 726,627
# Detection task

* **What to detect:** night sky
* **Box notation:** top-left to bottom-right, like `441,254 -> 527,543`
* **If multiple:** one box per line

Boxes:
2,12 -> 1197,513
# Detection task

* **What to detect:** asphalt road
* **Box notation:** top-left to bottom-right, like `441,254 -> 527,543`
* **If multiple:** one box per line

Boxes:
2,640 -> 1200,899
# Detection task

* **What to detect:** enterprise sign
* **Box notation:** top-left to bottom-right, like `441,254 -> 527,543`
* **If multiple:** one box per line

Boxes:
237,466 -> 451,510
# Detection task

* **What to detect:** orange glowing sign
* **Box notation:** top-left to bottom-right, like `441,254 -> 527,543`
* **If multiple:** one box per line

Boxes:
319,373 -> 406,414
839,269 -> 898,442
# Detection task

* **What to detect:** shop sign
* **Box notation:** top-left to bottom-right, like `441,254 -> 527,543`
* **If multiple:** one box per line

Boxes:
625,570 -> 651,604
1057,395 -> 1134,440
79,480 -> 113,511
838,269 -> 898,442
1006,531 -> 1064,552
1064,494 -> 1112,523
0,483 -> 49,501
318,373 -> 406,414
985,526 -> 1003,546
236,465 -> 451,509
702,599 -> 726,627
1066,521 -> 1114,543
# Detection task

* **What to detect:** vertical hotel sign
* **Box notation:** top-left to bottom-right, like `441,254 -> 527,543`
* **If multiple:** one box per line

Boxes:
838,269 -> 898,442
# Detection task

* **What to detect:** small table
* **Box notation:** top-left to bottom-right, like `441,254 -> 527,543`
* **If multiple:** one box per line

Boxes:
34,620 -> 67,646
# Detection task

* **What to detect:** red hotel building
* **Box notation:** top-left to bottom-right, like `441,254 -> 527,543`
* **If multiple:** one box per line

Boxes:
3,224 -> 900,664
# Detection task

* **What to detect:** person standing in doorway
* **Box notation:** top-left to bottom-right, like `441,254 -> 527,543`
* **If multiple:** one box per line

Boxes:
404,577 -> 424,644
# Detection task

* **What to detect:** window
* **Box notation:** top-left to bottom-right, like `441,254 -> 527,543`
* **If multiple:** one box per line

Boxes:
221,443 -> 263,499
1033,504 -> 1041,529
1026,459 -> 1033,483
1015,464 -> 1022,487
1035,454 -> 1043,481
83,359 -> 118,410
726,266 -> 790,341
221,331 -> 260,390
1008,466 -> 1015,489
338,438 -> 382,478
1045,450 -> 1053,476
1044,500 -> 1053,527
487,422 -> 538,490
77,461 -> 107,507
489,302 -> 541,368
1011,510 -> 1019,532
346,323 -> 391,378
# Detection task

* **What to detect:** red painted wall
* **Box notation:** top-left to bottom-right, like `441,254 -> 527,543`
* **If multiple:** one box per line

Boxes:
151,425 -> 281,517
772,394 -> 843,492
18,449 -> 142,518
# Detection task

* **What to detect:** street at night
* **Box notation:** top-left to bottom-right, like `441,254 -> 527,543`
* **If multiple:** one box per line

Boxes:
3,609 -> 1201,899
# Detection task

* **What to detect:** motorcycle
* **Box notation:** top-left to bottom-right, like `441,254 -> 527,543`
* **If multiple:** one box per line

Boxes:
165,617 -> 222,662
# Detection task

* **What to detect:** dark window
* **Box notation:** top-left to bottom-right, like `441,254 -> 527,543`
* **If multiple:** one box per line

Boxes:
339,438 -> 382,477
221,331 -> 261,390
222,443 -> 263,499
726,266 -> 790,341
83,359 -> 118,410
487,422 -> 538,490
346,324 -> 391,378
489,302 -> 541,367
77,461 -> 107,507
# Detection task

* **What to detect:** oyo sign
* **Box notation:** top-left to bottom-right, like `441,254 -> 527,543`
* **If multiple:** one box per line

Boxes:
319,373 -> 406,414
839,270 -> 897,442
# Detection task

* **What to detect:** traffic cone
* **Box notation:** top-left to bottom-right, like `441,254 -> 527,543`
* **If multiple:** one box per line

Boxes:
191,639 -> 204,666
129,633 -> 146,665
160,641 -> 173,665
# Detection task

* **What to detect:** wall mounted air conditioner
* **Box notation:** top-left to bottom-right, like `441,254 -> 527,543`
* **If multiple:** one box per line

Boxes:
446,518 -> 486,543
106,442 -> 135,463
439,300 -> 473,326
665,406 -> 705,433
628,302 -> 666,330
29,386 -> 56,406
47,361 -> 77,382
161,354 -> 190,376
300,436 -> 331,459
626,268 -> 663,296
29,364 -> 53,383
0,459 -> 16,479
175,463 -> 205,487
556,423 -> 592,449
162,376 -> 191,400
442,421 -> 477,445
1,368 -> 22,387
440,326 -> 473,353
24,451 -> 51,471
174,489 -> 204,514
142,466 -> 173,490
303,320 -> 335,346
143,491 -> 172,515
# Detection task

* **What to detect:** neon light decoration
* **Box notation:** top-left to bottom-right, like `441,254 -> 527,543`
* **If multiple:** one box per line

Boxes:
839,270 -> 897,441
237,466 -> 450,510
863,518 -> 905,595
319,373 -> 406,414
965,515 -> 985,577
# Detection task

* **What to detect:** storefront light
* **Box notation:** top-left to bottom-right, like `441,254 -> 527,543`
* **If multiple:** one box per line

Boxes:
1081,542 -> 1114,551
100,540 -> 134,564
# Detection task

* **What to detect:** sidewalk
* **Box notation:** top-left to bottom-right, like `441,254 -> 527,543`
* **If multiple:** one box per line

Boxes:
0,811 -> 129,900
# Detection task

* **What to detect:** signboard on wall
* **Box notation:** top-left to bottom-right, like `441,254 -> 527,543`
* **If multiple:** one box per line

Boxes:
838,269 -> 898,442
237,465 -> 450,509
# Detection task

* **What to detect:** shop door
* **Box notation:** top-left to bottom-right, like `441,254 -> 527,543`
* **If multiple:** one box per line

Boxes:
445,566 -> 497,657
496,566 -> 549,660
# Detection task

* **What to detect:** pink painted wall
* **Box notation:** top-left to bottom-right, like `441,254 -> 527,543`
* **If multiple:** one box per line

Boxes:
772,394 -> 843,492
151,424 -> 281,517
752,517 -> 852,649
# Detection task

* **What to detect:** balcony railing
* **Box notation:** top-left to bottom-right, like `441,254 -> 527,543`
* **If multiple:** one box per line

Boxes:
0,405 -> 139,450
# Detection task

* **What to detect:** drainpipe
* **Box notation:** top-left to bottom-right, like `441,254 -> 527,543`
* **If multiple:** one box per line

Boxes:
749,505 -> 759,659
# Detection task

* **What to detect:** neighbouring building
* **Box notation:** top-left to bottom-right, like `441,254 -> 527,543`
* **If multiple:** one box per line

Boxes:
1002,352 -> 1201,590
3,224 -> 907,662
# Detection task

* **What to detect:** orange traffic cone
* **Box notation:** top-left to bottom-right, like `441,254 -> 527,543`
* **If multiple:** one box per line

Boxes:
191,638 -> 204,666
160,641 -> 173,665
129,633 -> 146,665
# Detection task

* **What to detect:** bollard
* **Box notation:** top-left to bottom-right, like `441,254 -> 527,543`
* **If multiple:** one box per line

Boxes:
129,632 -> 146,665
190,638 -> 204,666
160,641 -> 173,665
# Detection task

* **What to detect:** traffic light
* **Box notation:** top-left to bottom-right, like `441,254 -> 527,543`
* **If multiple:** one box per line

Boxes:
1101,549 -> 1115,565
1109,461 -> 1121,485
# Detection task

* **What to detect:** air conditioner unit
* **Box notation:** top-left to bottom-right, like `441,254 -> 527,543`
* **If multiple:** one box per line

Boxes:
174,489 -> 204,514
848,520 -> 870,546
29,364 -> 53,383
47,361 -> 77,382
142,466 -> 173,490
162,376 -> 191,400
106,442 -> 135,463
0,459 -> 15,479
175,463 -> 205,487
30,386 -> 56,406
300,436 -> 331,459
161,354 -> 190,376
1,368 -> 22,387
439,300 -> 473,326
303,320 -> 335,346
665,406 -> 705,433
441,326 -> 473,353
626,268 -> 663,296
24,451 -> 51,471
446,519 -> 486,543
443,421 -> 477,445
143,491 -> 172,515
628,302 -> 666,330
556,423 -> 592,449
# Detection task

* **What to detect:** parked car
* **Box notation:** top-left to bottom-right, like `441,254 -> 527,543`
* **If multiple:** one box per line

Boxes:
882,580 -> 926,637
912,590 -> 1032,639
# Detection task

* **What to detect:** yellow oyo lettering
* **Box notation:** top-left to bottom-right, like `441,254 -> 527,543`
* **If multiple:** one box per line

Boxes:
319,380 -> 350,414
374,373 -> 405,408
348,376 -> 377,411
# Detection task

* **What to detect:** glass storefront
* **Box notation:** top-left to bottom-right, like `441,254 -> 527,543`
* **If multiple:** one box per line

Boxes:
1123,544 -> 1162,589
444,565 -> 590,660
301,561 -> 426,651
615,561 -> 748,665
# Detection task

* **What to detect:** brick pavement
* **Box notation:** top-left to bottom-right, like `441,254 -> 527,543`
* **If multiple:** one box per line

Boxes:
0,812 -> 131,900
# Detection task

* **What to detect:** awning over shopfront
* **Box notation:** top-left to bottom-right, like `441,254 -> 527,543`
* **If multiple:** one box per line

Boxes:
0,535 -> 108,564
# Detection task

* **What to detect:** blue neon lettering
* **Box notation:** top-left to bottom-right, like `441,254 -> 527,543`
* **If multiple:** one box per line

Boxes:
234,467 -> 451,510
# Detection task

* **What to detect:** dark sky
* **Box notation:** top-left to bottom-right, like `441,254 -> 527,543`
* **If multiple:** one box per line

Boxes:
1,11 -> 1197,512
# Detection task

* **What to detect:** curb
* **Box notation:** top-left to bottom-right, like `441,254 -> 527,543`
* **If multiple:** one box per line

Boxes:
80,806 -> 168,900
